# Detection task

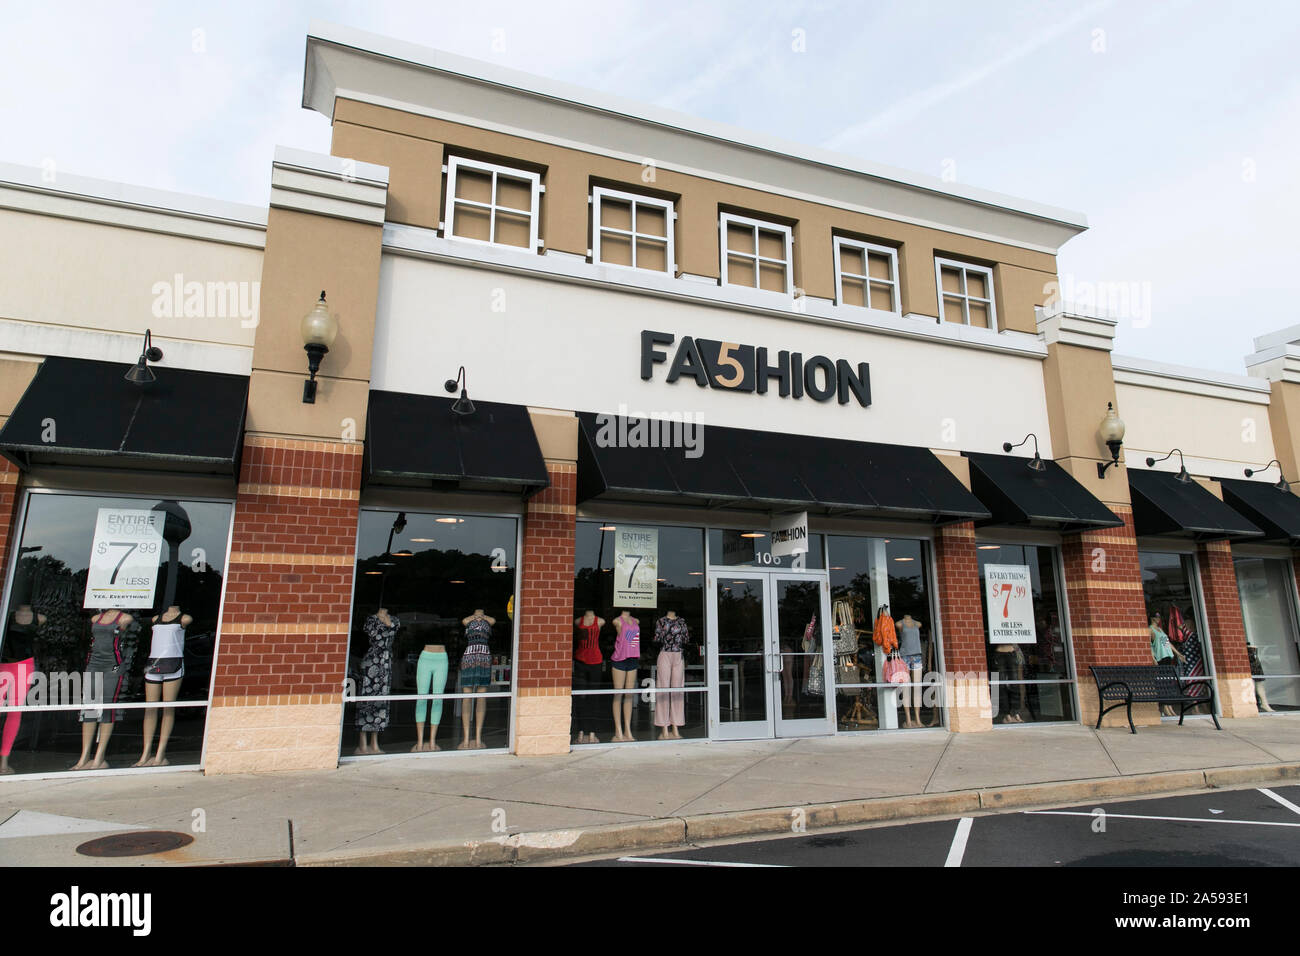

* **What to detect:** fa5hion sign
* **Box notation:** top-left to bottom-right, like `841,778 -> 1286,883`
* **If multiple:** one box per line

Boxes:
641,331 -> 871,407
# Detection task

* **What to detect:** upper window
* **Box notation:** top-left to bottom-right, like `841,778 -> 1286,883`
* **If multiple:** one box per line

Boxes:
720,212 -> 793,294
443,156 -> 541,251
935,257 -> 996,329
591,187 -> 675,273
834,237 -> 900,313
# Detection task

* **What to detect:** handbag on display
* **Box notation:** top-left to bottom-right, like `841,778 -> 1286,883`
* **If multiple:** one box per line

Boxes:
835,657 -> 857,687
883,652 -> 908,685
831,600 -> 858,655
806,657 -> 825,696
145,657 -> 183,677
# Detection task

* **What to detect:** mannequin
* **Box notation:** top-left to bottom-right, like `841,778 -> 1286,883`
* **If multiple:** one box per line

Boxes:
73,608 -> 135,770
2,604 -> 45,774
413,627 -> 448,753
135,605 -> 192,767
652,609 -> 689,739
992,642 -> 1024,724
458,609 -> 494,750
896,614 -> 925,728
610,610 -> 641,741
573,610 -> 605,744
1247,645 -> 1274,712
1149,612 -> 1186,717
356,607 -> 400,755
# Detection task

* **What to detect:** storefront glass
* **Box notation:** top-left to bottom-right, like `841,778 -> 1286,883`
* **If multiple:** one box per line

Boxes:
707,529 -> 824,570
1138,550 -> 1215,716
828,536 -> 942,731
571,522 -> 706,744
976,543 -> 1075,724
0,490 -> 233,775
343,510 -> 518,755
1233,556 -> 1300,713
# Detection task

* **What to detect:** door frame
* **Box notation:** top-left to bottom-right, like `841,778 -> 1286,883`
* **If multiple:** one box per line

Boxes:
705,567 -> 833,740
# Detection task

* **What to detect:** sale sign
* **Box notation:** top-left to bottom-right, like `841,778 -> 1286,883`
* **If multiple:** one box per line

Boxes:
613,527 -> 658,608
84,509 -> 165,609
983,564 -> 1037,644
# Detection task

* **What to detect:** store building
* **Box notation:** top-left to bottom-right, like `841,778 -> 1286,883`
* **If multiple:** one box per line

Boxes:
0,22 -> 1296,777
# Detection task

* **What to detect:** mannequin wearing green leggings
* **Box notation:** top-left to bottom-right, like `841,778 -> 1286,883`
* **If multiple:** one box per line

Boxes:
413,644 -> 449,752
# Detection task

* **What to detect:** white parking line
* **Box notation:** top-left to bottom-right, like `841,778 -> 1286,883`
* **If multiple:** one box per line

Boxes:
1259,788 -> 1300,817
944,817 -> 973,867
1024,810 -> 1300,828
616,856 -> 787,867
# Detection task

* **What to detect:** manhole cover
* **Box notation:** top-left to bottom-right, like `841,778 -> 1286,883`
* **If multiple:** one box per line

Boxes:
76,831 -> 194,858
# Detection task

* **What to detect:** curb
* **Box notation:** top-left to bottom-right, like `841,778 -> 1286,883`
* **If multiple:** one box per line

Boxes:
295,761 -> 1300,867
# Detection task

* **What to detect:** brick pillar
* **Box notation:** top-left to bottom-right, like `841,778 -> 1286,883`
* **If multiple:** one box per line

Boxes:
1196,540 -> 1257,719
1060,505 -> 1158,728
204,436 -> 363,773
514,462 -> 576,755
933,521 -> 991,731
0,458 -> 20,576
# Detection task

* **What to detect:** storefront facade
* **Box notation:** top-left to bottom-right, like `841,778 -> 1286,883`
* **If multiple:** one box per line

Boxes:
1,23 -> 1298,776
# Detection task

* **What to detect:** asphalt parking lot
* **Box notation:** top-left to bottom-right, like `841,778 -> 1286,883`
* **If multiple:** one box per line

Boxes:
571,785 -> 1300,867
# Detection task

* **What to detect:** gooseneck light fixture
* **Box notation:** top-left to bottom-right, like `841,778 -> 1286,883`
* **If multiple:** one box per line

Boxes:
444,366 -> 475,416
300,291 -> 339,404
1146,448 -> 1193,483
124,329 -> 164,385
1002,433 -> 1047,472
1096,402 -> 1126,478
1244,459 -> 1293,492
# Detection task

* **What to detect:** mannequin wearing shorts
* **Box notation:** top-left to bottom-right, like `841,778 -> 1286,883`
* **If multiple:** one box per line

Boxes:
73,609 -> 134,771
897,615 -> 924,728
458,611 -> 494,750
135,606 -> 191,767
2,607 -> 44,774
610,611 -> 641,742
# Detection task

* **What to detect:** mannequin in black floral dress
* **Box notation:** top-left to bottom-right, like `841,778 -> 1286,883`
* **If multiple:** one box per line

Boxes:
356,608 -> 400,755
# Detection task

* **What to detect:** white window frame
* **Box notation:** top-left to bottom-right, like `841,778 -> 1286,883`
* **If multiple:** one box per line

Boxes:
833,237 -> 900,314
719,212 -> 793,295
442,156 -> 542,252
590,186 -> 677,274
934,256 -> 997,329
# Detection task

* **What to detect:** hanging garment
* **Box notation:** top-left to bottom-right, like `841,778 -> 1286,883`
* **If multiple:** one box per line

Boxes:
872,607 -> 898,653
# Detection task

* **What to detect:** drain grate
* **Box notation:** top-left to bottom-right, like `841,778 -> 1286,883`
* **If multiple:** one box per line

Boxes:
76,830 -> 195,858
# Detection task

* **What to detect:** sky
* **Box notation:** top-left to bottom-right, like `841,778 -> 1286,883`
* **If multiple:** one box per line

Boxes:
2,0 -> 1297,374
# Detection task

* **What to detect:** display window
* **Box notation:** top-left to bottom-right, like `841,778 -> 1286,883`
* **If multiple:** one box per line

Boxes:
1138,550 -> 1216,717
976,542 -> 1076,724
1233,556 -> 1300,713
571,522 -> 706,745
0,490 -> 234,775
827,536 -> 942,731
343,510 -> 519,756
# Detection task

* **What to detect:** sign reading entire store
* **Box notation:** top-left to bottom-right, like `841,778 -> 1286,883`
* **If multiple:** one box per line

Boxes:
640,330 -> 871,407
84,509 -> 164,609
983,564 -> 1037,645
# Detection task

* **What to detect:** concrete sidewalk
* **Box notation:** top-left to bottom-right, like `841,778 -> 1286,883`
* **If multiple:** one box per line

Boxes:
1,717 -> 1298,866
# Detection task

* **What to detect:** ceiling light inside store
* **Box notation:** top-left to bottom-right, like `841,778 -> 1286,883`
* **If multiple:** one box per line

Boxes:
410,538 -> 434,543
599,526 -> 616,531
436,517 -> 464,524
689,571 -> 703,576
978,545 -> 1001,550
740,532 -> 765,538
830,566 -> 846,570
364,571 -> 382,575
893,557 -> 914,562
449,579 -> 465,584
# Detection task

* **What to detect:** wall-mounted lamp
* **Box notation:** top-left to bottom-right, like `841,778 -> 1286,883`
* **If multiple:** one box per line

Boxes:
444,366 -> 475,416
385,512 -> 408,555
1002,433 -> 1047,471
124,329 -> 164,385
1096,402 -> 1126,478
1244,460 -> 1293,492
300,291 -> 339,404
1146,448 -> 1193,483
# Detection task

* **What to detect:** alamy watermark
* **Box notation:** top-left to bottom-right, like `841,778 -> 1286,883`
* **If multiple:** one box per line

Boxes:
151,273 -> 259,327
592,404 -> 705,459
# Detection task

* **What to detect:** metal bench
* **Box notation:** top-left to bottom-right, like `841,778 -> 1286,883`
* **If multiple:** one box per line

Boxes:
1090,665 -> 1221,734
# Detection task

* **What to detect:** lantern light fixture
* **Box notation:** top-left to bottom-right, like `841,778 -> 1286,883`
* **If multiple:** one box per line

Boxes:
1096,402 -> 1126,478
300,291 -> 339,404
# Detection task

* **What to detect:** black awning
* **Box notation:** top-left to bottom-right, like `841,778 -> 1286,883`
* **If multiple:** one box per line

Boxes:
1218,477 -> 1300,544
1128,470 -> 1263,541
964,452 -> 1121,532
365,390 -> 550,496
576,413 -> 990,522
0,356 -> 247,475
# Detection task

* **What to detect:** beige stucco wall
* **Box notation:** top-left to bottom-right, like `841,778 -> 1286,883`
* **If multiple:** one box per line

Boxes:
331,99 -> 1058,334
1116,382 -> 1275,478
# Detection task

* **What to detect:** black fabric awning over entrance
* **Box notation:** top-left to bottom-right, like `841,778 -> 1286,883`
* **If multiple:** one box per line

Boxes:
576,412 -> 990,522
1128,470 -> 1263,541
364,390 -> 549,496
963,452 -> 1121,531
1217,477 -> 1300,544
0,356 -> 248,475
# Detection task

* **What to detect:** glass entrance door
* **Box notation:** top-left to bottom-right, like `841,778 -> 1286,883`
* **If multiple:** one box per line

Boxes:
708,571 -> 832,739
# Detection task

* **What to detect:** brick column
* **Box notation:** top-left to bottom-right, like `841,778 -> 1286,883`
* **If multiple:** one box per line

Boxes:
1060,505 -> 1158,728
514,461 -> 576,755
204,436 -> 363,773
0,458 -> 20,576
1196,540 -> 1258,719
933,521 -> 991,731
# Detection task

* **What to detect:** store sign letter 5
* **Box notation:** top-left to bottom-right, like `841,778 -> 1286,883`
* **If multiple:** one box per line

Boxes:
640,330 -> 871,407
